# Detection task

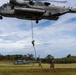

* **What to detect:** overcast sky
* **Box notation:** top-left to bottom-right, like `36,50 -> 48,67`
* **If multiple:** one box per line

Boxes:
0,0 -> 76,58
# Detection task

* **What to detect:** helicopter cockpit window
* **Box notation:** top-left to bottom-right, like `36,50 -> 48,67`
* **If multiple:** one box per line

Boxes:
0,4 -> 7,10
34,2 -> 44,6
3,4 -> 7,7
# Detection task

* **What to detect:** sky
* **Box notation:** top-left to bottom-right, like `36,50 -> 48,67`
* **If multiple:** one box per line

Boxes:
0,0 -> 76,58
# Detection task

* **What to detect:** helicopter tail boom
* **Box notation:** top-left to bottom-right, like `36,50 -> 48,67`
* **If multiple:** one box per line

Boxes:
68,8 -> 76,13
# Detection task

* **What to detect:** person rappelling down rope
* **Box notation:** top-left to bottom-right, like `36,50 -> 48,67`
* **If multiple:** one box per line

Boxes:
32,40 -> 35,47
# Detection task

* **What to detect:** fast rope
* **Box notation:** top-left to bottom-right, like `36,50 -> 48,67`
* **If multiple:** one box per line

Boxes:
31,21 -> 36,62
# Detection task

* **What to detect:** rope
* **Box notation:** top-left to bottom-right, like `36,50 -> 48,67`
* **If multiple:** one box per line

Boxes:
31,21 -> 36,62
31,21 -> 34,40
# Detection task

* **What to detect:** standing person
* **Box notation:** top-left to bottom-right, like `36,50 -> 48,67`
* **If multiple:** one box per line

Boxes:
50,58 -> 55,70
38,59 -> 42,68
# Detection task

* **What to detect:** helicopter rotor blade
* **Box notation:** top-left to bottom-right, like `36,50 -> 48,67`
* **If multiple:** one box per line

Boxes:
48,0 -> 67,3
34,0 -> 67,3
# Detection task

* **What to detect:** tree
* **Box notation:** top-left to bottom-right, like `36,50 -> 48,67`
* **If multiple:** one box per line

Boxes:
67,54 -> 71,58
45,54 -> 54,63
0,54 -> 3,60
46,55 -> 53,59
27,54 -> 34,60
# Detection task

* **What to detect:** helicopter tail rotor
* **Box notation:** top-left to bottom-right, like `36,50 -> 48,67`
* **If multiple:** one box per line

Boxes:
0,7 -> 3,20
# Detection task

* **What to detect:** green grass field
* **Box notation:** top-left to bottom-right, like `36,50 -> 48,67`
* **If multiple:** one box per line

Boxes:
0,61 -> 76,75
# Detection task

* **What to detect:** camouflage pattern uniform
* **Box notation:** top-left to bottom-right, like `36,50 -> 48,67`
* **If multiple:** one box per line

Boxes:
50,58 -> 55,69
38,60 -> 42,67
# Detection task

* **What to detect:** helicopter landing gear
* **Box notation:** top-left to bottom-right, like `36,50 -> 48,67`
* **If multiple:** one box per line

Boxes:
0,15 -> 3,20
36,20 -> 39,24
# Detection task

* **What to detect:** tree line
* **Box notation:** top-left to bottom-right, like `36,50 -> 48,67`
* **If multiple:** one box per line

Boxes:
41,54 -> 76,64
0,54 -> 34,61
0,54 -> 76,63
56,54 -> 76,64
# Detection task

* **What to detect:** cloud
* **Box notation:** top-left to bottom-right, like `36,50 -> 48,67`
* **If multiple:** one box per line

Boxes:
0,0 -> 76,58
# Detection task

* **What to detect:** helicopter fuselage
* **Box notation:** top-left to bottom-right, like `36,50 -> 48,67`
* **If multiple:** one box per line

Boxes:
0,0 -> 76,23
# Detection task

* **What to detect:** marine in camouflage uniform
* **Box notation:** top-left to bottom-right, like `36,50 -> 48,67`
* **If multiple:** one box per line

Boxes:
50,58 -> 55,69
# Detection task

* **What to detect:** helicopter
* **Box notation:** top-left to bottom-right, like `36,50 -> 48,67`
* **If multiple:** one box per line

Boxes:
0,0 -> 76,23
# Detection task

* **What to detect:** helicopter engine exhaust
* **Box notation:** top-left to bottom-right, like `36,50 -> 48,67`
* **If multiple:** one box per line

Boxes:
14,7 -> 45,14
